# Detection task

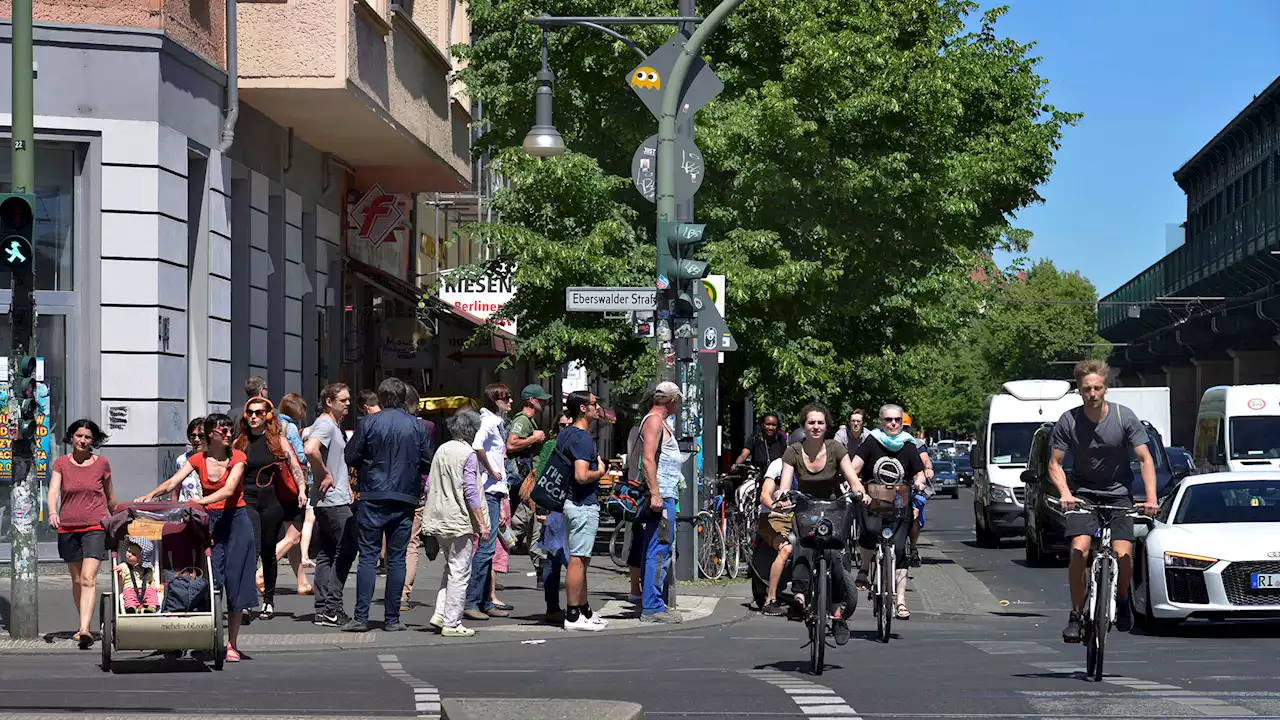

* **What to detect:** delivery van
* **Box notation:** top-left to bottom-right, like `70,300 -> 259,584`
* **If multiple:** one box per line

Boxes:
1193,384 -> 1280,473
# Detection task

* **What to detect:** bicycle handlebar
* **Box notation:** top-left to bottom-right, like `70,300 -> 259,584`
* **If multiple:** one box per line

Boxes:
1047,496 -> 1150,518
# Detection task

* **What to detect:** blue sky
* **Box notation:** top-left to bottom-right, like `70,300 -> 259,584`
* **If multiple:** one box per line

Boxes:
985,0 -> 1280,296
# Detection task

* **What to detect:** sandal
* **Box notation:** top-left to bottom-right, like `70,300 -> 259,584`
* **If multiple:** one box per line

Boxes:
225,645 -> 241,662
895,603 -> 911,620
75,631 -> 94,649
296,583 -> 314,596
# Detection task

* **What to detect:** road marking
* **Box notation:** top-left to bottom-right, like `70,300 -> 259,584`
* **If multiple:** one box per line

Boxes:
741,669 -> 862,719
1028,662 -> 1256,716
966,640 -> 1058,655
378,653 -> 440,719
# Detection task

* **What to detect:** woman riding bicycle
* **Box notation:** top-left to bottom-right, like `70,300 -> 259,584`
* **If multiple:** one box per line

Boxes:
775,403 -> 871,629
850,404 -> 926,621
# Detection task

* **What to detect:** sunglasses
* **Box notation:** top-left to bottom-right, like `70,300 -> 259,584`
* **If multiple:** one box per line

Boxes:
881,417 -> 903,423
246,408 -> 268,417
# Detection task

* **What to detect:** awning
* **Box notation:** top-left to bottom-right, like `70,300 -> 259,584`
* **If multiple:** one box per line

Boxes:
345,257 -> 422,307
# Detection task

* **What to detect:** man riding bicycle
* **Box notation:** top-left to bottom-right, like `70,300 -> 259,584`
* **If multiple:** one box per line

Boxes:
1049,359 -> 1158,642
850,404 -> 926,622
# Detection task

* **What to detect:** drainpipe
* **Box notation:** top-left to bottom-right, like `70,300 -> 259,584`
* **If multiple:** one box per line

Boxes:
219,0 -> 239,152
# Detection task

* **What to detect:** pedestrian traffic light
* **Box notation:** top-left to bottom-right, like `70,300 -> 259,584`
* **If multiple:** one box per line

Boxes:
657,221 -> 710,316
0,194 -> 35,272
14,355 -> 38,441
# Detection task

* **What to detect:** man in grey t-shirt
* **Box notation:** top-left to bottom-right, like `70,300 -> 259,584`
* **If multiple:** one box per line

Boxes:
305,383 -> 358,627
1048,360 -> 1158,643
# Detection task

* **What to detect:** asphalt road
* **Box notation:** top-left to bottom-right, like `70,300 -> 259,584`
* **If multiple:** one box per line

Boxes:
3,488 -> 1280,719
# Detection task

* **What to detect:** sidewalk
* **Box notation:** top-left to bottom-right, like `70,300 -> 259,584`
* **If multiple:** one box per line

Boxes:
0,550 -> 753,653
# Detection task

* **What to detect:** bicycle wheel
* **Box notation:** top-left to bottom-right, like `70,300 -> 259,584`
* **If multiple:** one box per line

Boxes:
1091,553 -> 1112,682
609,523 -> 628,569
878,540 -> 894,644
696,511 -> 725,580
871,547 -> 882,619
810,553 -> 827,676
722,513 -> 742,579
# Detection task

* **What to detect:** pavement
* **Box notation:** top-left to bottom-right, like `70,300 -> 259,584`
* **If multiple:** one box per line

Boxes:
2,488 -> 1280,719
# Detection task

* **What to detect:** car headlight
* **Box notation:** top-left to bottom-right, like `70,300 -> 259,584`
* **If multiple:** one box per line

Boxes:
988,485 -> 1014,503
1164,551 -> 1217,570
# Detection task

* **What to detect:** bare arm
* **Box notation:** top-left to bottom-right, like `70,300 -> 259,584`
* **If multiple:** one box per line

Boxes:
1047,448 -> 1076,508
1132,444 -> 1159,514
474,449 -> 499,480
574,458 -> 606,485
102,469 -> 119,513
279,436 -> 307,508
837,453 -> 868,498
47,469 -> 63,528
304,436 -> 333,494
506,430 -> 545,454
137,462 -> 196,502
641,415 -> 663,500
760,475 -> 780,512
778,462 -> 795,496
198,462 -> 244,507
734,447 -> 752,466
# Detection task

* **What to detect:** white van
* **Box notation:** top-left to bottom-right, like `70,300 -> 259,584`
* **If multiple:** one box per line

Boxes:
973,380 -> 1082,546
1193,384 -> 1280,473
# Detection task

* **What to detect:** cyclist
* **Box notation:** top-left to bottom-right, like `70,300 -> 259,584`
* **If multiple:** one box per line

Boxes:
902,413 -> 933,568
755,456 -> 790,616
734,413 -> 788,475
850,404 -> 926,621
775,403 -> 871,633
1049,359 -> 1158,642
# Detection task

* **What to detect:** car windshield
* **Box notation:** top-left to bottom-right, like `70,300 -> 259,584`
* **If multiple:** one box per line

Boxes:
1059,437 -> 1165,471
1173,480 -> 1280,524
934,461 -> 954,473
989,422 -> 1042,465
1229,417 -> 1280,460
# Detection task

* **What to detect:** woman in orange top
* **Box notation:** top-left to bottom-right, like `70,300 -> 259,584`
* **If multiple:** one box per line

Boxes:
138,413 -> 256,661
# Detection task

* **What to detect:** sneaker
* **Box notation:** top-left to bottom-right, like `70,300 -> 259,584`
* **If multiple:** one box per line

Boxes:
429,614 -> 445,629
314,611 -> 349,628
909,546 -> 922,568
383,621 -> 408,632
1115,598 -> 1133,632
441,624 -> 475,637
341,618 -> 370,633
832,618 -> 851,646
463,609 -> 490,622
761,601 -> 786,616
564,615 -> 605,632
484,608 -> 511,618
585,612 -> 609,627
639,610 -> 684,624
1062,611 -> 1083,644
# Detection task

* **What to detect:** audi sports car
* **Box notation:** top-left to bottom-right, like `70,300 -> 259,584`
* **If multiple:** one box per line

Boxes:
1131,472 -> 1280,632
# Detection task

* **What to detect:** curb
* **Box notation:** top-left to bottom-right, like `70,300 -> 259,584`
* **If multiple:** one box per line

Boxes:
442,699 -> 642,720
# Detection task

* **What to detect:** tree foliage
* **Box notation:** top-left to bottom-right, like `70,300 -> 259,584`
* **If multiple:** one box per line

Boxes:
453,0 -> 1079,405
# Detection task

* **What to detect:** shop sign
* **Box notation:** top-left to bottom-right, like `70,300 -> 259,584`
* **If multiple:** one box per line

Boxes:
348,184 -> 407,249
380,316 -> 434,369
438,266 -> 518,335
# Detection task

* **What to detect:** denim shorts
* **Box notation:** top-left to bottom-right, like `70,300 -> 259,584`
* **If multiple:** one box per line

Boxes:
562,498 -> 599,558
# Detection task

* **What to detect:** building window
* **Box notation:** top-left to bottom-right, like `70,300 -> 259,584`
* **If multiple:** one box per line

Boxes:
0,146 -> 75,291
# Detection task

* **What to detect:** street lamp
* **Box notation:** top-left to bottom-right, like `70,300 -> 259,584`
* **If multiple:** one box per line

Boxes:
522,28 -> 565,158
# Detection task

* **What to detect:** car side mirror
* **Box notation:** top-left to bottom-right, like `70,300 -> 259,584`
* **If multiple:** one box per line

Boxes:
1207,444 -> 1225,465
1019,469 -> 1036,484
1172,467 -> 1190,482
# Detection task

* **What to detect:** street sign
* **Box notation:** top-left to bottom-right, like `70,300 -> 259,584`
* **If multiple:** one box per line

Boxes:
631,133 -> 704,204
627,31 -> 724,122
565,287 -> 658,312
695,282 -> 737,352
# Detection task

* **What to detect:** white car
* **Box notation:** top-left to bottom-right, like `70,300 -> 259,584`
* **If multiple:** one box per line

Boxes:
1131,471 -> 1280,632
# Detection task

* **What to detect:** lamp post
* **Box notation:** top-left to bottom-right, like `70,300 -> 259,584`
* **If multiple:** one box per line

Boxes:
521,28 -> 566,158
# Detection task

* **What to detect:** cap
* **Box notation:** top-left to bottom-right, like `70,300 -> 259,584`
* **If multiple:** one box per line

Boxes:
655,381 -> 683,399
521,383 -> 553,401
902,412 -> 913,427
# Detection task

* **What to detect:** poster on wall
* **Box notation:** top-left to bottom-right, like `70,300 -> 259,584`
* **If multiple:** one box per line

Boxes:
0,357 -> 54,483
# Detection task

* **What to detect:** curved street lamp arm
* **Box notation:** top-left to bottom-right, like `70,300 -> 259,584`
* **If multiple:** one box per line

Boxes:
576,21 -> 647,60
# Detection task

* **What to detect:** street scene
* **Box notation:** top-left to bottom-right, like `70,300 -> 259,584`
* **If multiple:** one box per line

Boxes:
3,0 -> 1280,719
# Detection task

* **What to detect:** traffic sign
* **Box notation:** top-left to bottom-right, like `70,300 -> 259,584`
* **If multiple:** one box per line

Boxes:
631,133 -> 704,204
565,287 -> 658,312
695,282 -> 736,352
627,31 -> 724,122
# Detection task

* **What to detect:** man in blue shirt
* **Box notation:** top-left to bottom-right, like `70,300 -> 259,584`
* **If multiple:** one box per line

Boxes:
342,377 -> 434,632
559,390 -> 608,631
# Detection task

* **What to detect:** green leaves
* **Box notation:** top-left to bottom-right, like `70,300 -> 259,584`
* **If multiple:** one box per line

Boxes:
454,0 -> 1079,410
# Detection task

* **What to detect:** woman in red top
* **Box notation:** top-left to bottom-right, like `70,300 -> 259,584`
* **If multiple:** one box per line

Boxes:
138,413 -> 257,661
47,418 -> 117,648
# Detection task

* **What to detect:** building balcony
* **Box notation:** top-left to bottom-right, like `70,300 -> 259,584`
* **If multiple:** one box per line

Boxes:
237,0 -> 471,192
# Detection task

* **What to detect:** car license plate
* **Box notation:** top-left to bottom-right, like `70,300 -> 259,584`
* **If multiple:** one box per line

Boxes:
1251,573 -> 1280,589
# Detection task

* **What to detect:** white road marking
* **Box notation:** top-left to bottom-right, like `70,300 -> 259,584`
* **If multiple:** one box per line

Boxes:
966,640 -> 1058,655
379,653 -> 441,719
741,669 -> 862,719
1028,662 -> 1257,716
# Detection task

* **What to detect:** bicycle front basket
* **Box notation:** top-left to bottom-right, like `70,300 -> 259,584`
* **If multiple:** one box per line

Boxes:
793,496 -> 854,547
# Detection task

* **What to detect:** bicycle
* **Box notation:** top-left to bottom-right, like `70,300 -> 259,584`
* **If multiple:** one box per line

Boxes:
785,489 -> 860,676
1052,497 -> 1151,681
696,492 -> 727,580
865,481 -> 911,644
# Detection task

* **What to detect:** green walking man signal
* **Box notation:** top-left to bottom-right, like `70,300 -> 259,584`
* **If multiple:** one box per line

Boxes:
658,220 -> 710,316
0,193 -> 35,271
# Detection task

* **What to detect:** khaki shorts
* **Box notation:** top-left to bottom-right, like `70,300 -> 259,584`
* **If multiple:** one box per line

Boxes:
758,513 -> 793,549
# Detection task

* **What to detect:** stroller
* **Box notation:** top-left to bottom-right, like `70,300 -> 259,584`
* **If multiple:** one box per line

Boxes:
100,501 -> 225,672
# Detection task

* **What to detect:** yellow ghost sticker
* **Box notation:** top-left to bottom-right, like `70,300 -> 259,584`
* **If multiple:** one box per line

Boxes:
631,67 -> 661,91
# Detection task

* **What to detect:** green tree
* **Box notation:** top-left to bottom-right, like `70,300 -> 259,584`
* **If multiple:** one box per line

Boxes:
454,1 -> 1078,403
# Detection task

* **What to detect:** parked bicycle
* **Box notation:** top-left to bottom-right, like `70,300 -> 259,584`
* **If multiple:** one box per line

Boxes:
1052,497 -> 1152,681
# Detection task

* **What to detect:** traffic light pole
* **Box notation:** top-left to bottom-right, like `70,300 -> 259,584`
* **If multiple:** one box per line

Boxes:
8,0 -> 40,638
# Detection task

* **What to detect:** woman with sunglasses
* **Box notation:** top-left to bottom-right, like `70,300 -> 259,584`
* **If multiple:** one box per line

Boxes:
138,413 -> 256,661
235,397 -> 307,620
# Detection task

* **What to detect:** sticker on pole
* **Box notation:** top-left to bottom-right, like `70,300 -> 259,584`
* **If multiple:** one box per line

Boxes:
656,275 -> 670,290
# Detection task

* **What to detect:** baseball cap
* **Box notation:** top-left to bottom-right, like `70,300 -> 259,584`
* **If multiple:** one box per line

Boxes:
655,381 -> 683,399
521,383 -> 553,401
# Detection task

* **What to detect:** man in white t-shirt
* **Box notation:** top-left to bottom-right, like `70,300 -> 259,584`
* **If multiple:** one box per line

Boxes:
464,383 -> 514,621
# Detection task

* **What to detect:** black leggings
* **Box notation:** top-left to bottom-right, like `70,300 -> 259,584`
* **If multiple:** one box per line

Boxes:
243,482 -> 284,604
791,544 -> 856,609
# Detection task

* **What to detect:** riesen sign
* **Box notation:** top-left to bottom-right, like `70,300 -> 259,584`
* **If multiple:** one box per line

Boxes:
438,268 -> 517,335
565,287 -> 658,312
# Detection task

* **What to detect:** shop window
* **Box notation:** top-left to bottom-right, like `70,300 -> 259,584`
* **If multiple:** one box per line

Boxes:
0,146 -> 75,291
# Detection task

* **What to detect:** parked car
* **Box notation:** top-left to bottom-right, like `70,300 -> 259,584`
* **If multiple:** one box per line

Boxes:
1167,446 -> 1193,476
1021,420 -> 1183,566
1130,472 -> 1280,633
954,455 -> 973,487
932,460 -> 960,498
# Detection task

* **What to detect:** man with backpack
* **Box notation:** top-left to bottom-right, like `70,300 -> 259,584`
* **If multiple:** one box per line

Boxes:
507,384 -> 551,574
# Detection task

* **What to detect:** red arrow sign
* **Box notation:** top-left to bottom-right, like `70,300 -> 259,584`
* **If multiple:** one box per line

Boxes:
447,349 -> 509,363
